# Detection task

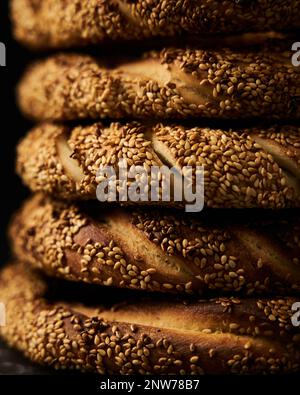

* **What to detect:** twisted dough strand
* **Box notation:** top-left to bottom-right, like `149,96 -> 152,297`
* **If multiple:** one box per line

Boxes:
16,122 -> 300,209
18,50 -> 300,121
1,263 -> 300,374
11,0 -> 300,49
9,194 -> 300,295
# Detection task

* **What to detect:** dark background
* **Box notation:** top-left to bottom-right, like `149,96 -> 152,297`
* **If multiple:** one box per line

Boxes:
0,0 -> 51,375
0,0 -> 31,266
0,0 -> 299,386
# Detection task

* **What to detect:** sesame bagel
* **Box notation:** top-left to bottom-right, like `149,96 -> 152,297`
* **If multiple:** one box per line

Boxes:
18,50 -> 300,121
11,0 -> 300,49
9,194 -> 300,295
0,263 -> 300,374
17,122 -> 300,209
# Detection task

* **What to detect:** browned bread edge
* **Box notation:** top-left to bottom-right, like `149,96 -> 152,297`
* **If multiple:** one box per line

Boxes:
9,194 -> 300,295
0,262 -> 300,374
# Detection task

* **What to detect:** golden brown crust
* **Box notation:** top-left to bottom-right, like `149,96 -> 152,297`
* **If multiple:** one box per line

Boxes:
11,0 -> 300,49
0,263 -> 299,374
16,122 -> 300,209
17,51 -> 300,121
9,194 -> 300,295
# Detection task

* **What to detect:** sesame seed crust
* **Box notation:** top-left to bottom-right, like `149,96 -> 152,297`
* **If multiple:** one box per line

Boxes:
9,194 -> 300,295
18,50 -> 300,121
16,122 -> 300,209
0,263 -> 299,375
11,0 -> 300,49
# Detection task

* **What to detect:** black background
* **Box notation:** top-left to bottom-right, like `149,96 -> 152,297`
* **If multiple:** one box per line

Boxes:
0,0 -> 50,376
0,0 -> 31,266
0,0 -> 299,387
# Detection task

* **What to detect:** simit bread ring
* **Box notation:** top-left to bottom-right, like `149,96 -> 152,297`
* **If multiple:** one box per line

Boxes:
9,194 -> 300,295
16,122 -> 300,209
17,50 -> 300,121
0,262 -> 300,374
11,0 -> 300,49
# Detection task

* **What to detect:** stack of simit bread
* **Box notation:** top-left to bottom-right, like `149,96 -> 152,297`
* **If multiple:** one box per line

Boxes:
1,0 -> 300,375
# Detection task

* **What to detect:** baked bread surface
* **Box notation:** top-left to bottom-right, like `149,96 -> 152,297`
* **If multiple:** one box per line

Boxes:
16,122 -> 300,209
9,194 -> 300,295
0,262 -> 299,374
11,0 -> 300,49
18,50 -> 300,121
